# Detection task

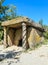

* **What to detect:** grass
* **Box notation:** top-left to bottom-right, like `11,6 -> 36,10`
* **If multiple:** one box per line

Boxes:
42,39 -> 48,45
0,41 -> 3,45
27,39 -> 48,52
34,39 -> 48,49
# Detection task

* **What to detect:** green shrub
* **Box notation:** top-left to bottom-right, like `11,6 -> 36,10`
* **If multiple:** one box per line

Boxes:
0,31 -> 3,41
43,31 -> 48,39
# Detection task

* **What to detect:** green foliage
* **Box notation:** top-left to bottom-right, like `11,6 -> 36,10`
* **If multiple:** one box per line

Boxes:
38,19 -> 43,26
0,21 -> 3,41
0,0 -> 17,41
0,0 -> 16,21
43,25 -> 48,39
43,39 -> 48,45
0,0 -> 8,21
5,4 -> 16,20
0,31 -> 3,41
43,25 -> 48,31
43,31 -> 48,39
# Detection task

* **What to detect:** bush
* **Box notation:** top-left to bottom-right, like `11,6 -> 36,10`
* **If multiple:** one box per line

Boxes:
0,31 -> 3,41
44,31 -> 48,39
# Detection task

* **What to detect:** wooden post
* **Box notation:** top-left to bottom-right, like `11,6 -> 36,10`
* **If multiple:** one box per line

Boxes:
4,27 -> 7,48
22,22 -> 27,50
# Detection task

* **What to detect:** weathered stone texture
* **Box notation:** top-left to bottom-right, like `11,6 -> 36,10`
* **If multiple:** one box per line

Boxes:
5,27 -> 43,49
4,27 -> 7,48
14,28 -> 22,46
27,27 -> 42,48
7,29 -> 14,46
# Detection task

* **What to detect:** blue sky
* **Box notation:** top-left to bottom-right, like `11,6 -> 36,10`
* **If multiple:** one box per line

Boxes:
3,0 -> 48,25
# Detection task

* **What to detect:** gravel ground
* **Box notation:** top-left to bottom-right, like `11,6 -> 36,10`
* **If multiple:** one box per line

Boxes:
0,44 -> 48,65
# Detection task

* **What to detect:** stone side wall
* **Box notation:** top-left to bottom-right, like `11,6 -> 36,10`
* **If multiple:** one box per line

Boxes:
7,28 -> 14,46
27,27 -> 42,49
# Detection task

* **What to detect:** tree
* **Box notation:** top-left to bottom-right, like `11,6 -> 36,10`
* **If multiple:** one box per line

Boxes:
5,4 -> 16,20
0,0 -> 17,41
38,19 -> 43,26
0,0 -> 8,21
43,25 -> 48,39
0,0 -> 16,21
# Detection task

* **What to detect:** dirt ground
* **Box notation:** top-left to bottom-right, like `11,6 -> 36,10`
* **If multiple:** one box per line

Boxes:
0,44 -> 48,65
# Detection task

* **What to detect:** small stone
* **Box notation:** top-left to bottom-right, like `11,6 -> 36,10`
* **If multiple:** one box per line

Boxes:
0,54 -> 5,61
14,56 -> 20,59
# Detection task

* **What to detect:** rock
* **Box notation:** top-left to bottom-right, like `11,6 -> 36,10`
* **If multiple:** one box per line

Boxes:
0,46 -> 22,60
2,45 -> 23,53
14,56 -> 20,59
0,54 -> 5,61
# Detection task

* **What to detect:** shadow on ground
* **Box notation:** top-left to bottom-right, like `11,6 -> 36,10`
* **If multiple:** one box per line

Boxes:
0,50 -> 22,61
